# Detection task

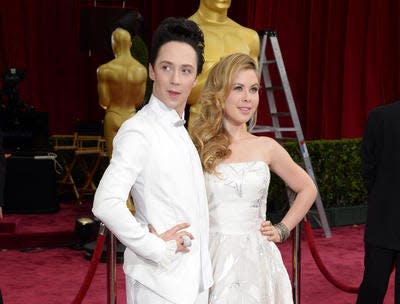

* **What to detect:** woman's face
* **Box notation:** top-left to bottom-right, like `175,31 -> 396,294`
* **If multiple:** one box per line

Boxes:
223,68 -> 259,126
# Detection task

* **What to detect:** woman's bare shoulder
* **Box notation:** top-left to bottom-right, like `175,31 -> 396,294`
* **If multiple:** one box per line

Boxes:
254,135 -> 279,147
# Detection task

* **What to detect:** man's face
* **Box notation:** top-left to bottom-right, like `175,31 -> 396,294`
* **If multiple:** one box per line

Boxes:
149,41 -> 198,117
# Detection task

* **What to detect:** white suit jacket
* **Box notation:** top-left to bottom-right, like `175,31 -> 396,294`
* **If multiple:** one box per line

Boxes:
93,96 -> 213,304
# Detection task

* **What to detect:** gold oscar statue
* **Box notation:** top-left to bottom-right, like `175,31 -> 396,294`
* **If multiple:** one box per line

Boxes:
97,28 -> 147,212
188,0 -> 260,124
97,27 -> 147,158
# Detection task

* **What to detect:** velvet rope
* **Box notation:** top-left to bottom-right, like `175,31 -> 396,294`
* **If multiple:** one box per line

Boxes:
303,220 -> 359,293
71,226 -> 106,304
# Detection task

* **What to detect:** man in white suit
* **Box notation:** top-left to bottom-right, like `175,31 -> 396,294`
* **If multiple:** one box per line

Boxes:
92,17 -> 213,304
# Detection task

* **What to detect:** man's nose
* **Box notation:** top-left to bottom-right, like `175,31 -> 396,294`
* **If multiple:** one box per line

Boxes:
171,70 -> 180,84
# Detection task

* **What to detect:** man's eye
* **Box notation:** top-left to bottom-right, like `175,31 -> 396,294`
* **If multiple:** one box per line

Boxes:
161,65 -> 171,71
182,68 -> 192,75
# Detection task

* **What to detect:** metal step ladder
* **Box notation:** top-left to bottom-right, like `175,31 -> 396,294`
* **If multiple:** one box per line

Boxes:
250,29 -> 332,238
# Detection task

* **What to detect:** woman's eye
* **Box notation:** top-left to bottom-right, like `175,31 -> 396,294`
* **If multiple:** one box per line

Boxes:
250,87 -> 259,93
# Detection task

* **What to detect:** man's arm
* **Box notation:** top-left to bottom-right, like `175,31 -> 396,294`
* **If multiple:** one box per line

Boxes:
0,132 -> 5,219
360,110 -> 381,193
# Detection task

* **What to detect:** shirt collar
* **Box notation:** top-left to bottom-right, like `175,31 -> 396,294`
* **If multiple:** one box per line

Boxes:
149,95 -> 186,127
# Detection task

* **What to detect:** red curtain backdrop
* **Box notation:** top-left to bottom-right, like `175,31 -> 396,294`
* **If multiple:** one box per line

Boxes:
0,0 -> 399,139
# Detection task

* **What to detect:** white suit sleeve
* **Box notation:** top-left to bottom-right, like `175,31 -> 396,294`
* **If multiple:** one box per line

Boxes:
92,123 -> 168,263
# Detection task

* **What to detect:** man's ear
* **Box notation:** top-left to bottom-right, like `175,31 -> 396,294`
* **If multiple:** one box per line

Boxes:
148,64 -> 155,81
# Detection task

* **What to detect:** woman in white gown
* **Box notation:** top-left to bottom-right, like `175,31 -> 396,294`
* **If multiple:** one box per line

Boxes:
189,53 -> 317,304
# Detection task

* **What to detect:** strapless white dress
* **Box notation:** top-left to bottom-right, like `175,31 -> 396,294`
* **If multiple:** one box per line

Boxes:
205,161 -> 293,304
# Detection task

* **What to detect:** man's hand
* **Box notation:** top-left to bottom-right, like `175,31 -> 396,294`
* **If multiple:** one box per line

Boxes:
0,207 -> 3,220
149,223 -> 194,253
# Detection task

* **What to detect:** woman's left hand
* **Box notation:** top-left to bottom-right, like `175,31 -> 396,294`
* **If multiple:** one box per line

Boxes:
260,220 -> 281,243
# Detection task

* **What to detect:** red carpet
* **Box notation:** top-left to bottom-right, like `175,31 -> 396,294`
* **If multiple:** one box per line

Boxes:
0,203 -> 395,304
0,201 -> 91,249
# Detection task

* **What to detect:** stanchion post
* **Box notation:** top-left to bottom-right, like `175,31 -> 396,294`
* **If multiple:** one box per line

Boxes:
292,222 -> 301,304
107,231 -> 117,304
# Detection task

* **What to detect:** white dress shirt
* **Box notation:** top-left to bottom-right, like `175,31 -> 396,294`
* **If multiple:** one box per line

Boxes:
93,95 -> 213,304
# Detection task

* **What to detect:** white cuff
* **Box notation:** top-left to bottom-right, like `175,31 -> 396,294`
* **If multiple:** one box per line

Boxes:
159,239 -> 177,269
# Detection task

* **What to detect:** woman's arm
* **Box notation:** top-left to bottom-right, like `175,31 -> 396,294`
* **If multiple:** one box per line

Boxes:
261,139 -> 317,242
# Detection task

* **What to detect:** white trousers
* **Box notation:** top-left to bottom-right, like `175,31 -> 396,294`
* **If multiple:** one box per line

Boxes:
126,277 -> 209,304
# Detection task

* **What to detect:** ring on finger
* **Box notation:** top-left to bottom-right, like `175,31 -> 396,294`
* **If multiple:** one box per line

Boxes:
181,235 -> 192,247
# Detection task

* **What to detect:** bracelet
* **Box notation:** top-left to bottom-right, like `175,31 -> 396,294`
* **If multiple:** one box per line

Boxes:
274,222 -> 290,242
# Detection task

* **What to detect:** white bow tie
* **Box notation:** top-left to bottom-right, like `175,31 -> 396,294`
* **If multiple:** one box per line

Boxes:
173,119 -> 186,127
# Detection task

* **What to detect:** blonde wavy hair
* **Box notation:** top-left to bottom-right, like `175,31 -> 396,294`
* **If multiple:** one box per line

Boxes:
189,53 -> 259,174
